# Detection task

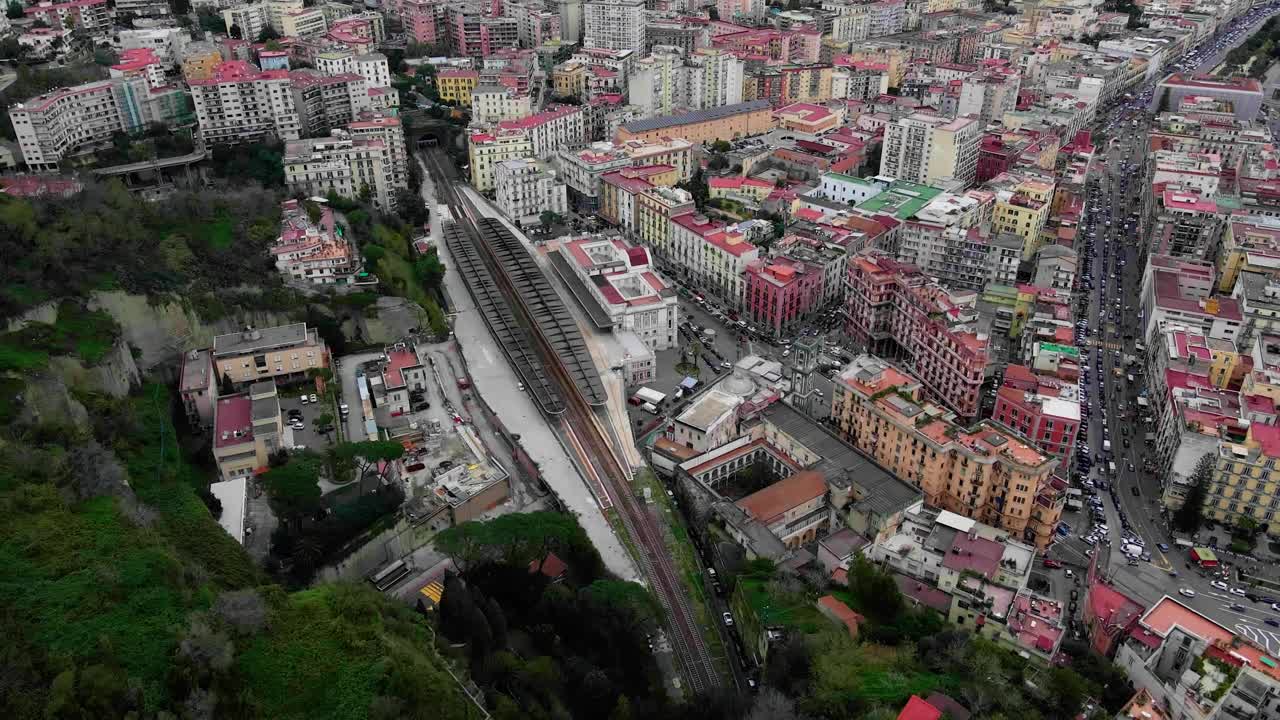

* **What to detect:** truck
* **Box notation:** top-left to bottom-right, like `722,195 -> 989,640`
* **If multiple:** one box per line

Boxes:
632,387 -> 667,406
701,328 -> 716,340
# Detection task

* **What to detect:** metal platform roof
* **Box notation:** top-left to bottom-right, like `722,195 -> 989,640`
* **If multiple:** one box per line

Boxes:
475,218 -> 608,407
442,222 -> 565,415
548,248 -> 615,330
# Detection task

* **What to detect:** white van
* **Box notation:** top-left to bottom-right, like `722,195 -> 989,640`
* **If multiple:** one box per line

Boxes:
641,402 -> 659,415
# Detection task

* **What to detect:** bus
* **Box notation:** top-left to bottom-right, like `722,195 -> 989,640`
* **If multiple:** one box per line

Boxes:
369,560 -> 410,591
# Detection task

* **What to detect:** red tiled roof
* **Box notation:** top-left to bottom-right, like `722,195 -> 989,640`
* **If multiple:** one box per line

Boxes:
736,470 -> 825,525
897,696 -> 942,720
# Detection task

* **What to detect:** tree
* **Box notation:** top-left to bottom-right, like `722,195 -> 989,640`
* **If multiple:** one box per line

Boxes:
539,210 -> 562,232
257,26 -> 280,42
413,252 -> 445,291
218,371 -> 236,396
92,46 -> 119,66
313,412 -> 334,438
261,453 -> 324,530
1173,453 -> 1215,533
439,573 -> 475,641
6,1 -> 22,19
229,23 -> 242,39
710,140 -> 732,153
483,596 -> 508,650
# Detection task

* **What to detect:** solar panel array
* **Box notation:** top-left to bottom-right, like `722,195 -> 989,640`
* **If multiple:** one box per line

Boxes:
442,221 -> 566,415
475,218 -> 609,407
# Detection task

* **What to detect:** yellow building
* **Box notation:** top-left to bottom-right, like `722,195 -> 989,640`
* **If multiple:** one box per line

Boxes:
212,381 -> 282,481
844,46 -> 907,87
990,172 -> 1055,261
618,137 -> 695,181
1207,426 -> 1280,535
436,68 -> 479,106
615,99 -> 776,145
552,61 -> 588,100
637,185 -> 695,252
212,323 -> 329,388
1217,219 -> 1280,293
468,127 -> 533,192
830,355 -> 1063,549
181,43 -> 223,82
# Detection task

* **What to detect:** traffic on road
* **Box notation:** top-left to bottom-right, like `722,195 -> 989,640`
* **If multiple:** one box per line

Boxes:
1039,0 -> 1280,639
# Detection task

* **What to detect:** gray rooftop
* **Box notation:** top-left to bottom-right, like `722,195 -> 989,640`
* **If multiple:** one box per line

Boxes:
251,395 -> 278,422
620,99 -> 772,134
213,323 -> 310,357
763,401 -> 920,517
179,349 -> 212,392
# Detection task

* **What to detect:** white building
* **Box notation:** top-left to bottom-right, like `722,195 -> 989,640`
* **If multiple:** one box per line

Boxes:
584,0 -> 644,53
561,235 -> 679,352
190,61 -> 300,146
494,103 -> 587,156
471,85 -> 533,125
284,133 -> 396,210
667,212 -> 760,310
222,3 -> 270,40
271,199 -> 357,284
880,112 -> 980,187
494,158 -> 568,227
118,27 -> 190,67
629,46 -> 745,118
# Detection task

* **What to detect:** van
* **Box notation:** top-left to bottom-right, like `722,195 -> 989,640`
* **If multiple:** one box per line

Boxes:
1103,440 -> 1111,452
641,402 -> 659,415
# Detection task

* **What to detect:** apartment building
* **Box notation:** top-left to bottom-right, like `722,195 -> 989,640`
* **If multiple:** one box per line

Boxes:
447,6 -> 519,58
1116,596 -> 1280,720
212,323 -> 330,388
560,236 -> 678,350
638,185 -> 696,251
895,191 -> 1021,291
629,46 -> 745,118
495,103 -> 587,156
494,158 -> 568,227
584,0 -> 644,52
288,70 -> 362,135
599,165 -> 678,234
745,258 -> 825,338
281,6 -> 328,37
399,0 -> 440,45
668,212 -> 760,310
284,131 -> 400,211
988,170 -> 1055,260
213,380 -> 283,481
9,76 -> 191,171
992,364 -> 1081,465
469,127 -> 533,192
436,68 -> 480,106
1140,254 -> 1244,346
223,3 -> 269,41
24,0 -> 111,38
179,349 -> 217,430
831,355 -> 1063,549
1034,245 -> 1077,291
118,27 -> 191,68
271,199 -> 357,285
845,250 -> 989,419
471,85 -> 532,125
190,61 -> 300,146
880,112 -> 980,187
555,138 -> 695,210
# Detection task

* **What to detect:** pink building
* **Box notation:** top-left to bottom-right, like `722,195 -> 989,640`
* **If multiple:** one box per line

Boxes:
745,258 -> 824,337
24,0 -> 110,37
399,0 -> 442,45
993,364 -> 1081,464
845,250 -> 988,419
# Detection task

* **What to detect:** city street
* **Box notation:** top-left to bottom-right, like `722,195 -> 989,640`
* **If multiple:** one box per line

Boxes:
1039,3 -> 1280,633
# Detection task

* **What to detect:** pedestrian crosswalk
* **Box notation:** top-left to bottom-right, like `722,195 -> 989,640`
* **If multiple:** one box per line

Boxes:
1085,339 -> 1123,350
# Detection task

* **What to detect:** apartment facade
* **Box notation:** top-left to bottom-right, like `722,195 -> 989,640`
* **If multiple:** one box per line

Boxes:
668,212 -> 760,310
469,127 -> 534,192
212,323 -> 330,388
25,0 -> 111,38
494,158 -> 568,227
745,258 -> 825,338
615,99 -> 775,145
284,134 -> 396,210
845,250 -> 989,420
9,76 -> 191,171
831,355 -> 1063,549
271,199 -> 357,285
561,236 -> 679,351
584,0 -> 644,52
190,61 -> 300,146
880,112 -> 980,187
495,103 -> 587,156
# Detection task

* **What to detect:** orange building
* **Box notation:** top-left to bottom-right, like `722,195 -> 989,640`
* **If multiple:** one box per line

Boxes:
831,355 -> 1064,549
614,99 -> 776,145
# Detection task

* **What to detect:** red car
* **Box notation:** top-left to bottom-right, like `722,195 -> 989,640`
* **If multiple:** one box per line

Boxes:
1042,558 -> 1063,569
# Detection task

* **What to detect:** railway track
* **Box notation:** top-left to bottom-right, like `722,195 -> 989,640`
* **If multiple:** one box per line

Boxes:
421,150 -> 720,694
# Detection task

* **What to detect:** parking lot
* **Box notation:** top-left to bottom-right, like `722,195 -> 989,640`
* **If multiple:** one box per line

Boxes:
279,391 -> 338,452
